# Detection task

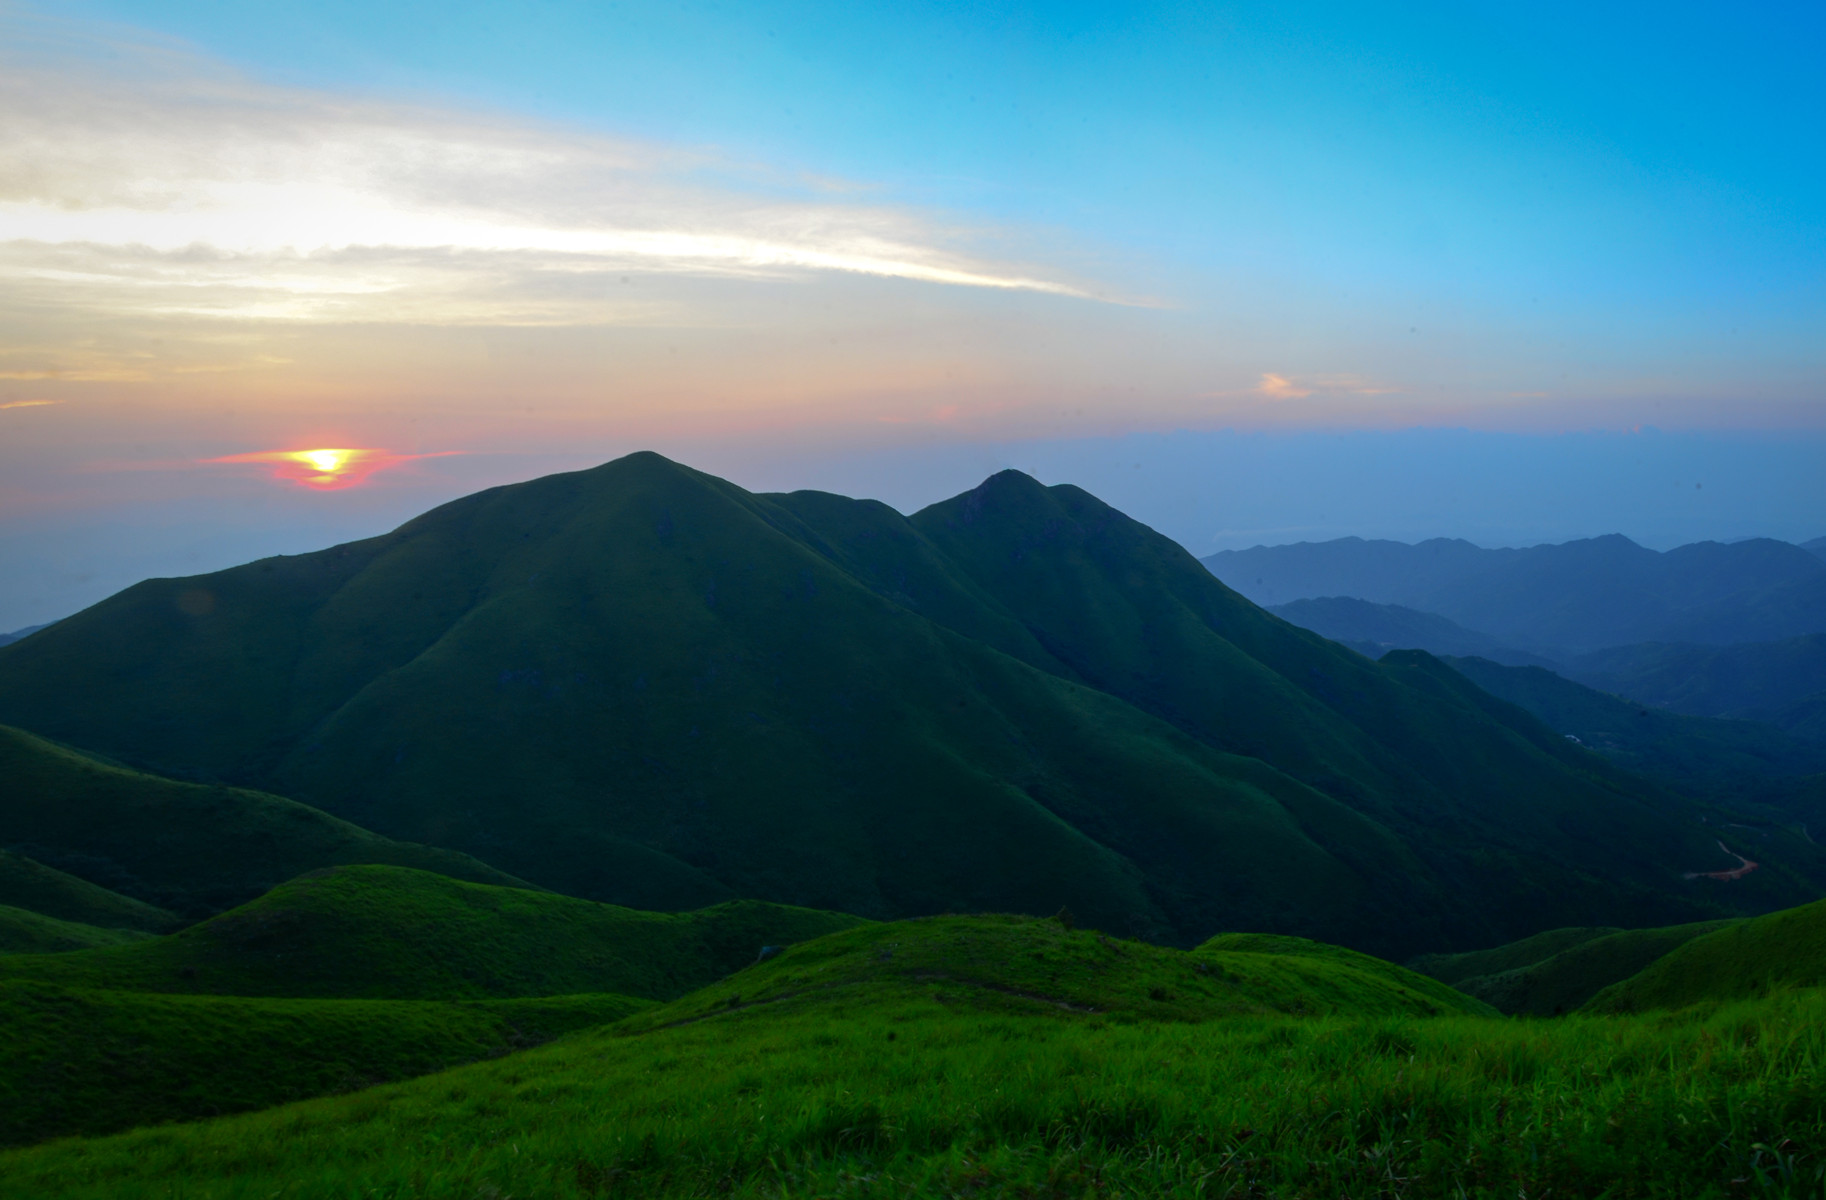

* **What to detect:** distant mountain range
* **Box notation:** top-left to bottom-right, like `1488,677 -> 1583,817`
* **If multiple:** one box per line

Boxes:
1206,535 -> 1826,654
2,453 -> 1810,957
0,625 -> 48,649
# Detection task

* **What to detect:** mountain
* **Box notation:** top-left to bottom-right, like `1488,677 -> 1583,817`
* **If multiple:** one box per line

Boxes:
1585,897 -> 1826,1013
0,724 -> 524,918
1441,656 -> 1826,791
1566,635 -> 1826,743
0,625 -> 48,649
0,864 -> 862,1001
1203,534 -> 1826,653
0,907 -> 156,955
0,453 -> 1806,957
1267,597 -> 1557,667
1805,536 -> 1826,562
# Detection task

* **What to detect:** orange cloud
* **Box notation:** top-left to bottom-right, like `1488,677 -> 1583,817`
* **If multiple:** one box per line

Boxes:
0,399 -> 62,410
1257,373 -> 1313,400
204,448 -> 461,490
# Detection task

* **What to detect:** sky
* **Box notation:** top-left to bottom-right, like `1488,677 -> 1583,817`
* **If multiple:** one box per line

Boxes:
2,0 -> 1823,629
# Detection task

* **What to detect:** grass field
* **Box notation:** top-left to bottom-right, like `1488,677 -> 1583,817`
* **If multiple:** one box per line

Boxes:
4,967 -> 1823,1197
0,980 -> 647,1145
0,905 -> 154,954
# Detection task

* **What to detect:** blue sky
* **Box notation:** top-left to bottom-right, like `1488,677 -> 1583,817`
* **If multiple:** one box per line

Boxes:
0,0 -> 1822,627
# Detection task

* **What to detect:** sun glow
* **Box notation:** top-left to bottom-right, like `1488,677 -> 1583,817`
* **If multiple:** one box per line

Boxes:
204,448 -> 459,489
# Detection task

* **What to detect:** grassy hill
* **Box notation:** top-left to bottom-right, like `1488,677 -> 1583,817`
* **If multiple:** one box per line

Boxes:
4,916 -> 1821,1198
0,981 -> 646,1145
1586,897 -> 1826,1013
0,849 -> 177,932
0,906 -> 154,954
1408,925 -> 1622,984
0,454 -> 1807,956
0,725 -> 525,917
0,864 -> 863,1001
1443,656 -> 1826,791
1440,920 -> 1740,1015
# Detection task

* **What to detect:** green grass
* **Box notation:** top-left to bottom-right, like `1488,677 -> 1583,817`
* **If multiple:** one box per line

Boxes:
1408,924 -> 1624,985
0,453 -> 1801,957
0,725 -> 527,918
5,966 -> 1825,1197
0,864 -> 864,1001
0,905 -> 155,954
1450,920 -> 1741,1016
0,850 -> 177,933
1589,897 -> 1826,1013
0,980 -> 647,1146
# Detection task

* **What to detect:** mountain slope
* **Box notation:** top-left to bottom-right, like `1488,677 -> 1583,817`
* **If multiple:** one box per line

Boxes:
0,907 -> 155,954
1442,656 -> 1826,790
1203,534 -> 1826,653
0,865 -> 862,1001
1567,634 -> 1826,741
0,850 -> 177,933
1429,920 -> 1740,1015
0,725 -> 526,918
1267,596 -> 1557,666
1585,898 -> 1826,1013
0,454 -> 1801,956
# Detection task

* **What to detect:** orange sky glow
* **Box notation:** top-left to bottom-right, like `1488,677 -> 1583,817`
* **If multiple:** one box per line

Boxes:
203,449 -> 462,490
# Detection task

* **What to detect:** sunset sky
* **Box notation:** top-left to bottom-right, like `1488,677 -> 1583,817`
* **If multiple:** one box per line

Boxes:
3,0 -> 1823,628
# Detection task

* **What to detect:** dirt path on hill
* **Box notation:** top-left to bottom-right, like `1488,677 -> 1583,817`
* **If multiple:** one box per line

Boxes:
1684,840 -> 1759,882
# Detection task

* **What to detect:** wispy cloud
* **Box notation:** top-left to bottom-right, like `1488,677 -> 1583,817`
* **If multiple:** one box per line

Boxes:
0,398 -> 61,409
0,16 -> 1105,329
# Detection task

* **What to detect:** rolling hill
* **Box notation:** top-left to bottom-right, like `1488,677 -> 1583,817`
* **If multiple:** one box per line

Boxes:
1204,534 -> 1826,654
1567,634 -> 1826,743
0,453 -> 1806,956
0,864 -> 864,1001
1585,896 -> 1826,1013
1268,596 -> 1558,667
0,724 -> 526,918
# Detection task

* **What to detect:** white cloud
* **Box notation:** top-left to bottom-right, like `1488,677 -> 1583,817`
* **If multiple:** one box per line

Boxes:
0,17 -> 1101,328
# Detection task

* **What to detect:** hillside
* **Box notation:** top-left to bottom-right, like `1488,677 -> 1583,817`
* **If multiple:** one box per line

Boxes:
1568,634 -> 1826,742
0,850 -> 177,933
0,625 -> 47,649
0,454 -> 1806,956
4,913 -> 1822,1198
1442,656 -> 1826,791
0,906 -> 155,954
1426,920 -> 1740,1015
0,725 -> 524,918
1586,897 -> 1826,1013
0,864 -> 863,1001
0,981 -> 646,1145
1204,534 -> 1826,653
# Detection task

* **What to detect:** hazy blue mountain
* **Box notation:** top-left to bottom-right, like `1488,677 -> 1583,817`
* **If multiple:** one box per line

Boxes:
0,453 -> 1807,957
1203,535 -> 1826,654
1803,537 -> 1826,561
1443,656 -> 1826,793
1268,597 -> 1558,668
1567,635 -> 1826,744
0,624 -> 49,648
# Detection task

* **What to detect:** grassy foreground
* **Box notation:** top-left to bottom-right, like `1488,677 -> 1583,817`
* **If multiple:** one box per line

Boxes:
0,982 -> 647,1145
5,982 -> 1824,1198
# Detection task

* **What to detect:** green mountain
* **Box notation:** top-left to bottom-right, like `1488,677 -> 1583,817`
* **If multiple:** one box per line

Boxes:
1408,925 -> 1623,984
1412,920 -> 1740,1015
0,981 -> 646,1146
0,864 -> 861,1001
0,849 -> 177,933
1585,897 -> 1826,1013
0,454 -> 1805,956
1568,634 -> 1826,743
1442,655 -> 1826,792
0,724 -> 524,918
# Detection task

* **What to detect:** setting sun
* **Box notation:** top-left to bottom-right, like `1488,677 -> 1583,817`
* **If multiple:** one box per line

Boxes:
204,447 -> 459,490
